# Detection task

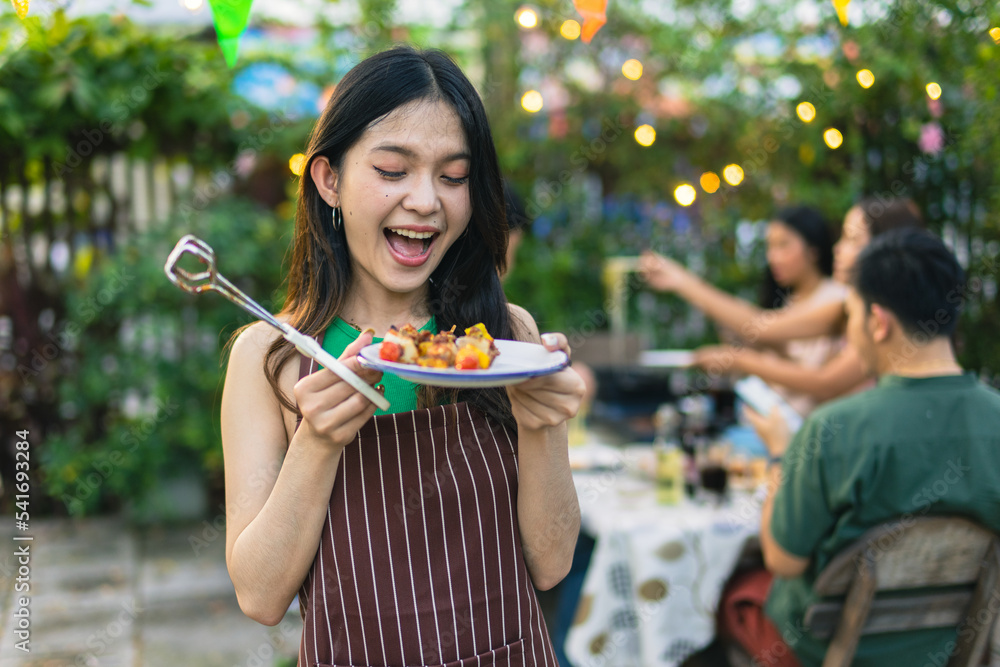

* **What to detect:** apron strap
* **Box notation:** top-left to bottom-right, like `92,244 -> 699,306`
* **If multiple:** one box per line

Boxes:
294,330 -> 325,433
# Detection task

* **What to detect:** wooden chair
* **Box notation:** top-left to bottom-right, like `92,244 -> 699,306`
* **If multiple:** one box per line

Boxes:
802,515 -> 1000,667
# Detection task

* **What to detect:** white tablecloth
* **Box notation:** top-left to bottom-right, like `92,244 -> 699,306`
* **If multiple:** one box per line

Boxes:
565,443 -> 763,667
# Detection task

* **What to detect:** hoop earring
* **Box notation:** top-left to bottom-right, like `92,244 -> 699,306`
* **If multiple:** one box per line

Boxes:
332,206 -> 342,231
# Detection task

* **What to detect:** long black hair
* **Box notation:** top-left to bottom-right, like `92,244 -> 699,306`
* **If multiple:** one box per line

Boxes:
260,46 -> 516,430
759,205 -> 834,309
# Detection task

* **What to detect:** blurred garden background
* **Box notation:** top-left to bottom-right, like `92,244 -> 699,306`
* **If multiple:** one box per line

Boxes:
1,0 -> 999,520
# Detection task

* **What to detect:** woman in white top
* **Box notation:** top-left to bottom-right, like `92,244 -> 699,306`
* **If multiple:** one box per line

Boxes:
645,205 -> 843,415
641,199 -> 925,412
754,207 -> 846,414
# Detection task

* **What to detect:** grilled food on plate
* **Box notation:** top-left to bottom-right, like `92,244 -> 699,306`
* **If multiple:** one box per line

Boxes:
380,323 -> 499,370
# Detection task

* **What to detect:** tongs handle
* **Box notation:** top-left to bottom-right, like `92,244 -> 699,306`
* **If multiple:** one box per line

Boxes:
281,326 -> 390,411
164,234 -> 390,411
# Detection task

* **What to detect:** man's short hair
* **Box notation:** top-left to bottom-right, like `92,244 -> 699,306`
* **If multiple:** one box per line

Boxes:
850,228 -> 965,338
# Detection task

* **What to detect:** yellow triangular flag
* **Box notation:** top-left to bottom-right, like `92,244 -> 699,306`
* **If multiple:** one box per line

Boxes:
12,0 -> 28,19
832,0 -> 850,26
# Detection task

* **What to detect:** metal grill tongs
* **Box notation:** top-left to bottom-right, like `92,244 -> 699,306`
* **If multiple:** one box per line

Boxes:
163,234 -> 390,411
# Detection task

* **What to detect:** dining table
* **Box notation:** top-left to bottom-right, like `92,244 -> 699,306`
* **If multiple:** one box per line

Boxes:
564,438 -> 765,667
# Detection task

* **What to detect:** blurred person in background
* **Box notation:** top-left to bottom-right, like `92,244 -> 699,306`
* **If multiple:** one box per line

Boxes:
644,205 -> 843,415
642,198 -> 925,412
502,180 -> 530,281
725,228 -> 1000,666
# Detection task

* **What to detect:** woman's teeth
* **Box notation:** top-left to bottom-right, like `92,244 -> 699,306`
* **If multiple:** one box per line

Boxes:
388,228 -> 435,239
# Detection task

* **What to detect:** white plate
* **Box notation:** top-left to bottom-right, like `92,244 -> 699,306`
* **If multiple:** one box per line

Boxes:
358,339 -> 570,388
638,349 -> 695,368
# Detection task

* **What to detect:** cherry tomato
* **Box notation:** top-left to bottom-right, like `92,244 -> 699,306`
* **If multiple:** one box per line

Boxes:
455,353 -> 480,370
379,342 -> 402,362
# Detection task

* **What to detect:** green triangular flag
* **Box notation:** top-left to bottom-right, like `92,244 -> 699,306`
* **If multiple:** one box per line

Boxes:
207,0 -> 254,68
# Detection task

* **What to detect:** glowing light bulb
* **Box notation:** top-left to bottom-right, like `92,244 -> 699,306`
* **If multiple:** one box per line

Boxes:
521,90 -> 544,113
182,0 -> 203,9
824,128 -> 844,149
516,7 -> 538,28
634,124 -> 656,146
700,172 -> 721,194
674,184 -> 696,207
622,59 -> 643,81
856,69 -> 875,89
560,20 -> 581,40
926,82 -> 942,100
796,101 -> 816,123
289,153 -> 307,177
990,27 -> 1000,43
722,164 -> 744,186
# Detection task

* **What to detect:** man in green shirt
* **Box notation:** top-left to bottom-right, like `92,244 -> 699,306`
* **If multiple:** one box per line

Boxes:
727,229 -> 1000,666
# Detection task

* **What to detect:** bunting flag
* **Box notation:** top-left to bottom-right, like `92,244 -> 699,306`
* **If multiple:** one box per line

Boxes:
832,0 -> 850,26
207,0 -> 254,68
12,0 -> 28,19
573,0 -> 607,44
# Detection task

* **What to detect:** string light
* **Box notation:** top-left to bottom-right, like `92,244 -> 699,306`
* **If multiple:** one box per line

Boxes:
722,164 -> 744,186
674,184 -> 696,207
622,59 -> 643,80
634,124 -> 656,146
182,0 -> 203,10
990,27 -> 1000,43
515,6 -> 538,29
560,20 -> 581,40
926,82 -> 942,100
289,153 -> 307,176
856,69 -> 875,89
521,90 -> 544,112
700,172 -> 721,194
796,102 -> 816,123
823,128 -> 844,149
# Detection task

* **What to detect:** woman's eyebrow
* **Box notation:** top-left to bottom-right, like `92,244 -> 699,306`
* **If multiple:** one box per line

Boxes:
372,143 -> 470,163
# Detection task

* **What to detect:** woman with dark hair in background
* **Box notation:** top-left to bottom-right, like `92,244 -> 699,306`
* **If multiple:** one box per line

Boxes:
752,207 -> 842,413
642,198 -> 925,410
221,46 -> 584,666
757,205 -> 836,311
644,205 -> 844,415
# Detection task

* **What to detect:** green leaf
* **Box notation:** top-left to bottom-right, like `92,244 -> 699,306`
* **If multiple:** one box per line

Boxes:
49,9 -> 69,44
34,80 -> 70,109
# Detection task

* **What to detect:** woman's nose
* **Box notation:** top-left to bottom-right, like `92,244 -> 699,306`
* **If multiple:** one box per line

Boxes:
401,173 -> 442,216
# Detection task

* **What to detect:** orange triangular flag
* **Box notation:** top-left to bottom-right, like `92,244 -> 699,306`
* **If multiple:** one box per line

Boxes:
574,0 -> 607,43
832,0 -> 850,26
12,0 -> 28,19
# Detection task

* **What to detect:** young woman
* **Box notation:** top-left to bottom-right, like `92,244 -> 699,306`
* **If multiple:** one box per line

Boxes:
751,207 -> 843,414
640,198 -> 924,407
644,206 -> 842,414
221,47 -> 585,666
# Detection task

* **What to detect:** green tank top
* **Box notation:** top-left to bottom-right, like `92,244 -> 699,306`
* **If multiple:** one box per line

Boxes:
320,316 -> 437,416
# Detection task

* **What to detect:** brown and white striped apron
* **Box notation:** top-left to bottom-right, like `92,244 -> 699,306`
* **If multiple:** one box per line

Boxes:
294,352 -> 558,667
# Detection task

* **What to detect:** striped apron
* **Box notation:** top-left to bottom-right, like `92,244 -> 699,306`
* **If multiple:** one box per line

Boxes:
295,354 -> 558,667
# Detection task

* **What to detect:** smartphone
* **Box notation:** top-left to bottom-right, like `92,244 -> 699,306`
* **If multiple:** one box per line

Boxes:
733,375 -> 804,433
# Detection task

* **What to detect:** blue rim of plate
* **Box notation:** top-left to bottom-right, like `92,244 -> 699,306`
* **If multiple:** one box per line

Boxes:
357,339 -> 570,387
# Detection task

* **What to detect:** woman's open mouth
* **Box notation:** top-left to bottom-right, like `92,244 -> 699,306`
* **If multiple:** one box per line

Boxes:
384,227 -> 439,267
